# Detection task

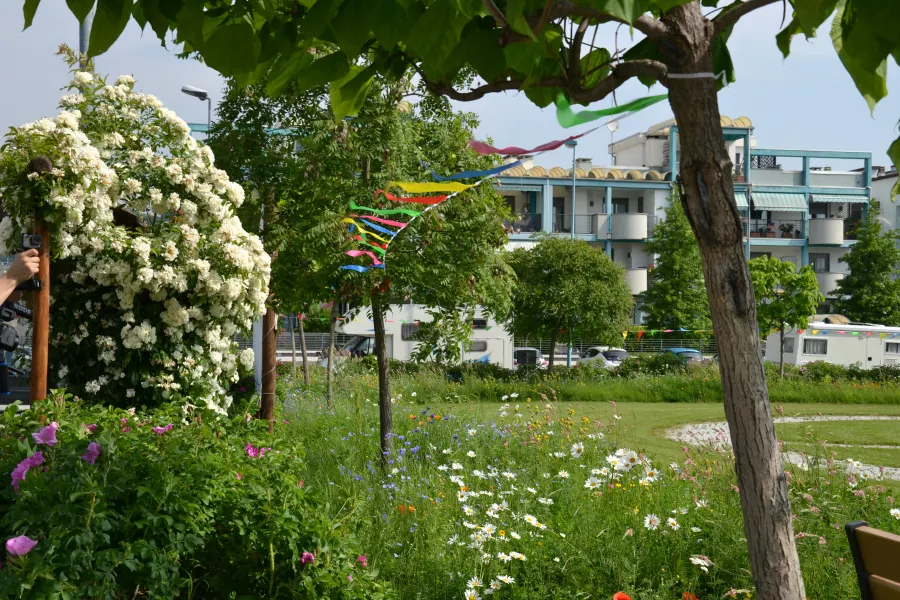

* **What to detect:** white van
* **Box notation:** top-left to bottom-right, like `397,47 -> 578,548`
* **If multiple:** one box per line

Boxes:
322,304 -> 514,368
765,322 -> 900,369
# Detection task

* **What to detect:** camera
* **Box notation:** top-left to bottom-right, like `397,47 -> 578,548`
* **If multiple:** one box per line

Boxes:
14,232 -> 42,292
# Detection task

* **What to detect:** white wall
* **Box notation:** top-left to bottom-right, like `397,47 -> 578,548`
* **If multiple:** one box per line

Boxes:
872,175 -> 899,229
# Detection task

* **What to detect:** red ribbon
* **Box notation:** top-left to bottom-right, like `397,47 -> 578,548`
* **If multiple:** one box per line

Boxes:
374,190 -> 447,205
470,132 -> 589,156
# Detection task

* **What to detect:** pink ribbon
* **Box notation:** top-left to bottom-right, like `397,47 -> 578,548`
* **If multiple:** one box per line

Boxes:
346,250 -> 383,265
349,214 -> 407,228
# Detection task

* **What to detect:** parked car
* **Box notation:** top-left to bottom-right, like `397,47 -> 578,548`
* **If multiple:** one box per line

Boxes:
581,346 -> 629,368
513,347 -> 548,370
663,348 -> 704,364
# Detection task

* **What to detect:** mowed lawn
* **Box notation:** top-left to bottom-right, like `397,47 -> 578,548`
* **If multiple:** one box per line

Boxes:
430,401 -> 900,469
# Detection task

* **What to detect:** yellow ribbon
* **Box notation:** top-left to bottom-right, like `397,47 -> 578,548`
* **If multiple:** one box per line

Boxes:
343,218 -> 392,244
880,332 -> 887,339
387,181 -> 476,194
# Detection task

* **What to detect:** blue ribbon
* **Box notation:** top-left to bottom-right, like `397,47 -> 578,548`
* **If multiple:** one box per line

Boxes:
339,264 -> 385,273
358,219 -> 398,237
421,160 -> 522,181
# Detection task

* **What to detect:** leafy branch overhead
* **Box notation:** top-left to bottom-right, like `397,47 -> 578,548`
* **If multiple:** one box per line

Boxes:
27,1 -> 898,171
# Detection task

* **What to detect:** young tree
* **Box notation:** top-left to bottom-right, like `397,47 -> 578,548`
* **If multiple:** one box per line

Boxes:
833,201 -> 900,326
748,257 -> 823,377
643,196 -> 710,330
507,237 -> 633,370
32,1 -> 900,595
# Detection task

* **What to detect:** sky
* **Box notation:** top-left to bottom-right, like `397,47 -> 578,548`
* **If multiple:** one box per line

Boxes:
1,3 -> 898,173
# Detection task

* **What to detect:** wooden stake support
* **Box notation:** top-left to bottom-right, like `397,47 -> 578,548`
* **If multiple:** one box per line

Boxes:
26,157 -> 51,403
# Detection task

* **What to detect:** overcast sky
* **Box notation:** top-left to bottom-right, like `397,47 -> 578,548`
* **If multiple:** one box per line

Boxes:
2,3 -> 898,172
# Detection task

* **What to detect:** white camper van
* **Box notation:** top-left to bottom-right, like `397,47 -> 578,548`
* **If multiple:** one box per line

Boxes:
764,322 -> 900,369
322,304 -> 514,368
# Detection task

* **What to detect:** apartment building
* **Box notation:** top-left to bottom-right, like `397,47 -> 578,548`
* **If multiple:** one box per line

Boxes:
495,116 -> 874,321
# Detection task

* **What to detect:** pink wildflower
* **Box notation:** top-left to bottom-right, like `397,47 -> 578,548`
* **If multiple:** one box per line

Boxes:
83,424 -> 98,434
245,443 -> 260,458
5,536 -> 37,556
236,473 -> 243,480
301,551 -> 315,565
347,574 -> 353,582
625,528 -> 634,537
10,452 -> 45,493
152,423 -> 174,435
297,480 -> 304,488
32,422 -> 58,446
121,427 -> 132,433
81,442 -> 101,465
357,555 -> 368,567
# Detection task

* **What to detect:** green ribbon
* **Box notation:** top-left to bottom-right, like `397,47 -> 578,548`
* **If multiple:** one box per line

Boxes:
555,93 -> 669,128
349,201 -> 423,218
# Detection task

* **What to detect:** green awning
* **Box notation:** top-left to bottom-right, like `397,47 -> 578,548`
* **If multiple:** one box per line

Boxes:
735,192 -> 749,208
812,194 -> 868,204
751,192 -> 807,211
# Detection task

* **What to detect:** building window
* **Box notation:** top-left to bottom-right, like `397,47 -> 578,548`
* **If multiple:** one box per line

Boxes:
401,323 -> 420,341
469,340 -> 488,352
637,197 -> 644,214
809,253 -> 830,273
471,318 -> 488,330
504,196 -> 516,212
886,342 -> 900,354
802,338 -> 827,356
750,252 -> 771,260
783,337 -> 796,353
612,198 -> 629,213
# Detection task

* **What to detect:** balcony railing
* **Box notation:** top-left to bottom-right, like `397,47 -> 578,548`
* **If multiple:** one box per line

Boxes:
552,214 -> 597,235
745,219 -> 805,239
504,212 -> 542,234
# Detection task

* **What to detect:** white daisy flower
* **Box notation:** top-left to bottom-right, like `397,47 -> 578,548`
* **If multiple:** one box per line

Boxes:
558,470 -> 570,479
570,442 -> 584,458
464,589 -> 481,600
667,517 -> 680,530
497,552 -> 511,562
467,451 -> 476,458
467,576 -> 483,588
497,575 -> 514,584
584,476 -> 602,489
644,514 -> 660,530
538,497 -> 554,505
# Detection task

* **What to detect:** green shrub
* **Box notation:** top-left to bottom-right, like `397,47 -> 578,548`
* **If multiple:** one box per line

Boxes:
0,394 -> 396,599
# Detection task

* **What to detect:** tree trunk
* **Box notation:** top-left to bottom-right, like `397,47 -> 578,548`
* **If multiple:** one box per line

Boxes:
326,300 -> 338,411
289,313 -> 297,378
547,329 -> 558,371
780,325 -> 785,378
659,4 -> 804,597
299,314 -> 310,385
259,186 -> 278,434
371,292 -> 393,463
260,307 -> 277,433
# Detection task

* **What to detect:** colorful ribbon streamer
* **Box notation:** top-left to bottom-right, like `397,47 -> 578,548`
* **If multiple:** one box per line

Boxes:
345,250 -> 383,265
555,93 -> 669,128
387,181 -> 476,194
374,190 -> 447,205
349,214 -> 407,228
421,160 -> 523,181
349,201 -> 422,218
357,218 -> 398,237
339,264 -> 384,272
470,131 -> 593,156
343,218 -> 392,243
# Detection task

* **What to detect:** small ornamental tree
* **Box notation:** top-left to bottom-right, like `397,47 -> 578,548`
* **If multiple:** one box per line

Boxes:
833,200 -> 900,326
507,236 -> 633,370
748,256 -> 823,377
643,195 -> 710,330
0,52 -> 269,412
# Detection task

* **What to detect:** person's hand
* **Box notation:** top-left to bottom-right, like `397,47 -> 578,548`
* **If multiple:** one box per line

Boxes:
6,249 -> 39,284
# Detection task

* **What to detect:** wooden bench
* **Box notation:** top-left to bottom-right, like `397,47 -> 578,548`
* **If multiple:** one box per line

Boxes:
846,520 -> 900,599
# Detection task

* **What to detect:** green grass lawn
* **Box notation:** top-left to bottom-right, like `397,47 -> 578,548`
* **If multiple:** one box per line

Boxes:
431,400 -> 900,470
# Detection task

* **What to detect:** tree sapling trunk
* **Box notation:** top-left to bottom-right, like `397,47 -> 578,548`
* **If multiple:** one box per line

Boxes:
299,314 -> 310,385
289,313 -> 297,378
371,292 -> 393,464
547,329 -> 558,371
326,300 -> 338,411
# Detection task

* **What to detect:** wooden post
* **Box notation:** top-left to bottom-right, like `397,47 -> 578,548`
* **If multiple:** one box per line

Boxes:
259,187 -> 277,433
27,157 -> 51,403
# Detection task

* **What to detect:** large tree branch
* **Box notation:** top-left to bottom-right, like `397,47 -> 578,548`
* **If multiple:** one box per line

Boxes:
569,59 -> 668,103
551,0 -> 668,40
482,0 -> 508,28
568,19 -> 590,81
712,0 -> 782,35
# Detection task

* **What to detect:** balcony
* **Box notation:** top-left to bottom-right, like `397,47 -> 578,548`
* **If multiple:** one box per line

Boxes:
611,213 -> 648,240
552,214 -> 600,235
504,212 -> 542,234
815,271 -> 843,296
808,218 -> 844,245
625,268 -> 648,295
746,219 -> 805,240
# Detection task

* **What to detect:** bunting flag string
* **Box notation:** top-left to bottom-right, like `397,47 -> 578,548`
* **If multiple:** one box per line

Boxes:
349,214 -> 408,228
421,159 -> 523,181
345,249 -> 383,265
357,218 -> 400,237
555,93 -> 669,128
470,129 -> 596,156
349,201 -> 422,218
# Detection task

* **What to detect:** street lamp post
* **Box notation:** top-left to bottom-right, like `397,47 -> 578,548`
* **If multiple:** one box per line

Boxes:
564,139 -> 578,368
78,7 -> 95,69
181,85 -> 212,133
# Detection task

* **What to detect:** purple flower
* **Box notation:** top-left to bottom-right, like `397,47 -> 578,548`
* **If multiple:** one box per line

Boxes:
81,442 -> 101,465
82,424 -> 97,434
245,443 -> 260,458
6,536 -> 37,556
152,423 -> 174,435
300,551 -> 315,565
121,427 -> 132,433
32,422 -> 58,446
10,452 -> 44,493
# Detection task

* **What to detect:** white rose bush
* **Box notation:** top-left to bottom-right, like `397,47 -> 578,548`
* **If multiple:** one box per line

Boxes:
0,53 -> 269,412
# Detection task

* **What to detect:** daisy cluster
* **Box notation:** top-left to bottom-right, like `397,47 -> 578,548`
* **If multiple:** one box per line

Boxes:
0,66 -> 268,412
